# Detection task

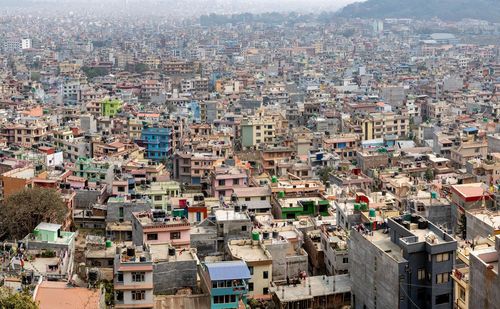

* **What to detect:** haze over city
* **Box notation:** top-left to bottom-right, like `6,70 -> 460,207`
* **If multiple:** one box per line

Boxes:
0,1 -> 499,309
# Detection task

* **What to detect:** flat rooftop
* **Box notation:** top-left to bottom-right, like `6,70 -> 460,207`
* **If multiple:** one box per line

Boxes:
364,229 -> 406,263
214,209 -> 249,221
149,243 -> 197,262
271,275 -> 351,302
228,240 -> 272,262
469,210 -> 500,230
279,197 -> 323,208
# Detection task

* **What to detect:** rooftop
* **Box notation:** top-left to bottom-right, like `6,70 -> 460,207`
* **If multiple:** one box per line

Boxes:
34,281 -> 101,309
228,239 -> 273,262
271,275 -> 351,302
214,209 -> 250,222
205,260 -> 251,281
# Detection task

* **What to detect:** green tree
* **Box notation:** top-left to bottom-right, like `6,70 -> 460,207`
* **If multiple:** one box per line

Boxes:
0,187 -> 67,239
317,166 -> 334,185
424,168 -> 434,181
81,66 -> 108,79
0,287 -> 38,309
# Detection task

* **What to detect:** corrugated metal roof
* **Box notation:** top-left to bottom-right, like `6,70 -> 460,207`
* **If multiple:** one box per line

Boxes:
205,260 -> 250,281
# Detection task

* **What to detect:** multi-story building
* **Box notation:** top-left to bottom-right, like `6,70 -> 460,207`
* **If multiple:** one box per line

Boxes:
468,235 -> 500,309
349,215 -> 457,309
141,126 -> 172,161
357,112 -> 409,141
201,260 -> 251,309
73,157 -> 113,184
228,239 -> 273,297
100,98 -> 123,117
135,180 -> 181,211
114,246 -> 154,309
0,119 -> 48,147
131,210 -> 191,248
241,117 -> 276,148
210,165 -> 248,198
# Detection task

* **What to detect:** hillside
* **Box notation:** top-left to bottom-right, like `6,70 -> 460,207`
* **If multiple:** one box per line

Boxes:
339,0 -> 500,22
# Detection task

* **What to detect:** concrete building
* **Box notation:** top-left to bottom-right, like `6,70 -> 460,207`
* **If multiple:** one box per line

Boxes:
228,239 -> 273,297
149,243 -> 199,295
132,210 -> 191,248
468,235 -> 500,309
114,246 -> 154,309
320,227 -> 349,275
201,260 -> 251,309
349,215 -> 457,309
210,165 -> 248,198
214,208 -> 252,248
270,274 -> 351,309
141,126 -> 172,161
20,222 -> 76,280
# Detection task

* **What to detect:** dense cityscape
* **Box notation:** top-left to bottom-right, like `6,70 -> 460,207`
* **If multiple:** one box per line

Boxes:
0,1 -> 499,309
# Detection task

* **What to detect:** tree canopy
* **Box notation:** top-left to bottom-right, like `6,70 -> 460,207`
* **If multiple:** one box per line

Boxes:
0,287 -> 38,309
0,187 -> 67,240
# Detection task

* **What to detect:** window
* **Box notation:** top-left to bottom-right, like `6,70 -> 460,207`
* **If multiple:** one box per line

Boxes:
435,293 -> 449,305
343,257 -> 349,264
170,232 -> 181,240
260,196 -> 266,200
116,291 -> 123,301
248,282 -> 254,291
132,290 -> 145,301
241,225 -> 247,232
132,272 -> 145,282
248,266 -> 254,275
436,272 -> 450,284
117,272 -> 123,282
418,268 -> 425,281
154,195 -> 162,201
218,179 -> 225,186
459,287 -> 466,301
245,197 -> 251,201
119,207 -> 124,218
117,186 -> 125,192
263,271 -> 268,279
233,179 -> 239,185
436,252 -> 450,262
263,287 -> 269,294
147,233 -> 158,241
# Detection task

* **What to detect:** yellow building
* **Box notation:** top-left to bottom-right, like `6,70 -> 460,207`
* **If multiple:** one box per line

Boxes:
135,180 -> 181,211
358,112 -> 409,140
228,239 -> 273,298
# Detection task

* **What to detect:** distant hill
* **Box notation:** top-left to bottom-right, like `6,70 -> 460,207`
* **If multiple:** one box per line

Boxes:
339,0 -> 500,22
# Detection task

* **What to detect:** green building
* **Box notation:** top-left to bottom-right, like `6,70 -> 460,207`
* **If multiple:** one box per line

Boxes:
30,222 -> 75,245
101,98 -> 123,117
74,157 -> 111,183
278,197 -> 330,219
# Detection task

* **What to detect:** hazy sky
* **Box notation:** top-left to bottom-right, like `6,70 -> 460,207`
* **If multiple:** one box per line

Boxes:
1,0 -> 364,17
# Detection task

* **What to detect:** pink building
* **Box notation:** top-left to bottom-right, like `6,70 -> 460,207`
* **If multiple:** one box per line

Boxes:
131,211 -> 190,248
210,166 -> 249,198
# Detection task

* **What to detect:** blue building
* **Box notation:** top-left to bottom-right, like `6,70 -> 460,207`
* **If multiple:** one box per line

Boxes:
202,260 -> 251,309
188,100 -> 201,123
141,127 -> 171,161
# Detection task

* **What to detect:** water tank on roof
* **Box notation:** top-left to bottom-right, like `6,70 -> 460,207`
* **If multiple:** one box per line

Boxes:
252,231 -> 260,241
369,208 -> 376,218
